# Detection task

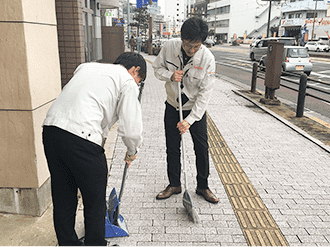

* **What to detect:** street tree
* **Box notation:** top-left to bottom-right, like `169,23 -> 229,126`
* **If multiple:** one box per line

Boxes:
132,7 -> 150,38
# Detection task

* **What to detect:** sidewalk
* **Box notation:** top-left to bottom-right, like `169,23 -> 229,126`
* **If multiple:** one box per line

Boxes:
105,53 -> 330,246
1,51 -> 329,246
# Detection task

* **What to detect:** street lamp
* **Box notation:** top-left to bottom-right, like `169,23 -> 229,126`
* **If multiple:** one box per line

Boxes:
311,0 -> 320,40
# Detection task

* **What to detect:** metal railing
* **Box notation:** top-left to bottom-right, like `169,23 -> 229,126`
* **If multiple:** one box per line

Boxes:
251,62 -> 330,117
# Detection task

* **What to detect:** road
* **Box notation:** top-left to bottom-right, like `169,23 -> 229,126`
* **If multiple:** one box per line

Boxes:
210,44 -> 330,122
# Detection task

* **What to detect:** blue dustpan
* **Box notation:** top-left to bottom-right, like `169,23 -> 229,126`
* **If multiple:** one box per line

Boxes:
105,164 -> 129,238
105,210 -> 128,238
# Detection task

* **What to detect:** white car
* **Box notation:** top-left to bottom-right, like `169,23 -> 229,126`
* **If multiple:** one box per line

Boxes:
305,41 -> 330,52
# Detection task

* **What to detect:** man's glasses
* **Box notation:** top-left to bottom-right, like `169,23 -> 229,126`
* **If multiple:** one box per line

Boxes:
182,40 -> 202,51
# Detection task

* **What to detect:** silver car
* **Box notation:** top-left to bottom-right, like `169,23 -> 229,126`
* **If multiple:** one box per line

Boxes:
250,37 -> 296,61
259,46 -> 312,76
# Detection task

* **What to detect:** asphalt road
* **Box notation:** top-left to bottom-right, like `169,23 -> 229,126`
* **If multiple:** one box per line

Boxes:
210,44 -> 330,122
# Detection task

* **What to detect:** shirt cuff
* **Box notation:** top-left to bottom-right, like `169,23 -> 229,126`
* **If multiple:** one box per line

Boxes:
185,115 -> 196,126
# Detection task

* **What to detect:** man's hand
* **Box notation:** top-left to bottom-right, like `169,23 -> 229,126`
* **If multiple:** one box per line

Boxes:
171,70 -> 184,82
177,120 -> 190,134
124,152 -> 137,167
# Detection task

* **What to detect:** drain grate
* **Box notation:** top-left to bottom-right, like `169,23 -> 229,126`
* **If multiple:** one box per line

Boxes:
207,113 -> 288,246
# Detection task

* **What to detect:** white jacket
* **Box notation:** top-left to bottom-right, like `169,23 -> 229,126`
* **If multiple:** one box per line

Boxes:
152,38 -> 216,125
43,62 -> 143,155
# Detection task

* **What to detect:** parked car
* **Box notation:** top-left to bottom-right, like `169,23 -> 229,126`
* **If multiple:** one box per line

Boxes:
250,37 -> 296,61
259,46 -> 312,76
250,37 -> 261,47
304,41 -> 329,52
204,39 -> 215,47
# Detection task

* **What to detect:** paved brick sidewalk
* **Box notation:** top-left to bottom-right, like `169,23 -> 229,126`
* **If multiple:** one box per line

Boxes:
207,78 -> 330,245
106,57 -> 245,246
105,53 -> 330,246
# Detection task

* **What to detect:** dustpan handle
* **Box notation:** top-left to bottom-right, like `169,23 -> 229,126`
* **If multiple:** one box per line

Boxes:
118,162 -> 129,201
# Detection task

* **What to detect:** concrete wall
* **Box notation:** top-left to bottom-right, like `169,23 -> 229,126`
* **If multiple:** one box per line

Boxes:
229,0 -> 282,39
0,0 -> 61,215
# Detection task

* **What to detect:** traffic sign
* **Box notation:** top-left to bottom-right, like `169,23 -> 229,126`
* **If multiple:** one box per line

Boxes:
148,5 -> 160,15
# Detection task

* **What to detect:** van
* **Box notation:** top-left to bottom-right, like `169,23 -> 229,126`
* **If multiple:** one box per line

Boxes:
250,37 -> 296,61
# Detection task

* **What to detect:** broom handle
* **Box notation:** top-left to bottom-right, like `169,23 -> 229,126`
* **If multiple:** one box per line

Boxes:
178,80 -> 188,191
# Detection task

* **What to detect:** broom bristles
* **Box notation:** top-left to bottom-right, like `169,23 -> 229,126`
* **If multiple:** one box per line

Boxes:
183,190 -> 200,223
188,207 -> 200,223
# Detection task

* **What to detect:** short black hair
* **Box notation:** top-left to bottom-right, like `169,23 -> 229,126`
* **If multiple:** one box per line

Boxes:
114,52 -> 147,81
181,17 -> 208,42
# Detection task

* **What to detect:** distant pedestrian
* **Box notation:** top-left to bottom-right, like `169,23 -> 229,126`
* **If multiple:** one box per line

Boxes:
42,52 -> 146,246
136,35 -> 142,54
129,35 -> 136,52
152,17 -> 219,204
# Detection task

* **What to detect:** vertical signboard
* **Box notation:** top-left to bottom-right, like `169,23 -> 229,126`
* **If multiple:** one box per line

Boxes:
136,0 -> 142,8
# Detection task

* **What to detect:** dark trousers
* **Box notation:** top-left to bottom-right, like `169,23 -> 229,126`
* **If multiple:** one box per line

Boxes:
164,102 -> 210,189
42,126 -> 108,246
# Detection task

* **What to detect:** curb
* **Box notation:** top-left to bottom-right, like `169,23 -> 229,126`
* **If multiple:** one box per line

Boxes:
233,89 -> 330,154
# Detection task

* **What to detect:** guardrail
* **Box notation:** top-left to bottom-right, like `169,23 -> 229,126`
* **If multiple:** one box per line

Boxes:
251,62 -> 330,117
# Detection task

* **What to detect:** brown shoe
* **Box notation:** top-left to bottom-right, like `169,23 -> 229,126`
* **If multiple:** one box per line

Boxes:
156,185 -> 182,200
196,188 -> 219,204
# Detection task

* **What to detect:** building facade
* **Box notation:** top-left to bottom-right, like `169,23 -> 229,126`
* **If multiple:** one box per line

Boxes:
0,0 -> 119,216
279,0 -> 330,44
207,0 -> 282,43
194,0 -> 209,18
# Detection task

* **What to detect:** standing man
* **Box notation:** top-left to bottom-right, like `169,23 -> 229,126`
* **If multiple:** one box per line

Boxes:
136,34 -> 142,54
42,52 -> 146,246
152,17 -> 218,204
129,35 -> 136,52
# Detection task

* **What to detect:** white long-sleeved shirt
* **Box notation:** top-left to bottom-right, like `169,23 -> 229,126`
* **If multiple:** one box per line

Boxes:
152,38 -> 216,125
43,62 -> 143,155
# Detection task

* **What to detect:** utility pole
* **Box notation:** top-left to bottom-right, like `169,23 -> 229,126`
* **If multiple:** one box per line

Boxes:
311,0 -> 318,40
148,0 -> 153,55
127,0 -> 130,42
266,0 -> 272,38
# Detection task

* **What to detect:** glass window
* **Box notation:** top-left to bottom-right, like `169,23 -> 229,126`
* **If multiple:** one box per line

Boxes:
288,48 -> 308,58
208,9 -> 215,15
278,38 -> 296,46
295,13 -> 302,18
307,12 -> 317,18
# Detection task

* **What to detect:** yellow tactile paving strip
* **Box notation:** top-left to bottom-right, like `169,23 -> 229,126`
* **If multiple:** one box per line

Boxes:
207,113 -> 289,246
308,116 -> 330,129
